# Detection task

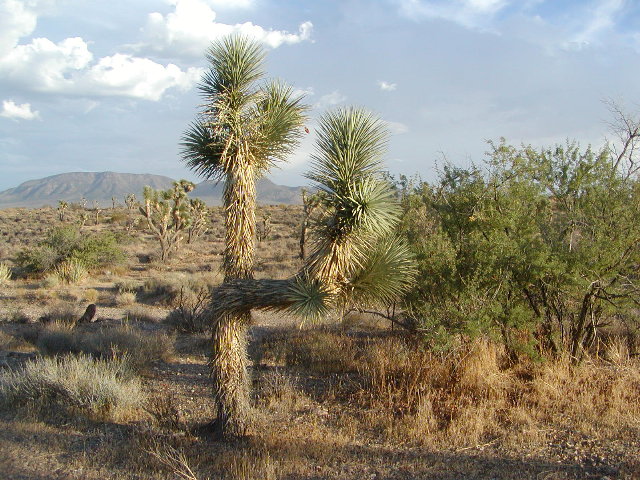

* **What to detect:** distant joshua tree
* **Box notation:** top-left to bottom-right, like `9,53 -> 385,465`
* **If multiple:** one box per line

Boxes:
93,201 -> 101,225
187,198 -> 208,244
256,212 -> 271,242
57,201 -> 68,222
140,180 -> 196,262
299,188 -> 321,260
125,193 -> 137,210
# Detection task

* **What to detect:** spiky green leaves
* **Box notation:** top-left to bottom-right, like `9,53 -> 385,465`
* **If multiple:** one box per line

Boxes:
347,235 -> 416,308
285,275 -> 332,322
308,107 -> 388,190
181,35 -> 307,181
297,107 -> 416,313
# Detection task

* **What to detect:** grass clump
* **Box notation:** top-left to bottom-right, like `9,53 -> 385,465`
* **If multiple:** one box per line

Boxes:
0,262 -> 12,284
53,258 -> 87,284
37,324 -> 174,372
0,354 -> 145,422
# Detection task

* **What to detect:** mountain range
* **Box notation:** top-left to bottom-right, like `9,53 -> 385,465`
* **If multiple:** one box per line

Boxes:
0,172 -> 303,208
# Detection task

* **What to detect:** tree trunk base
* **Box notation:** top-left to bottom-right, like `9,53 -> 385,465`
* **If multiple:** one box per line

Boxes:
210,311 -> 252,440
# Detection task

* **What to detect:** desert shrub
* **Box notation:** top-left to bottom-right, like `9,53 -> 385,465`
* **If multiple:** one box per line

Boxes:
40,303 -> 79,325
123,305 -> 158,323
0,354 -> 144,422
108,211 -> 128,224
37,324 -> 174,371
115,291 -> 137,306
16,226 -> 125,276
260,329 -> 360,374
84,288 -> 99,303
398,141 -> 640,360
40,273 -> 60,288
0,262 -> 12,284
54,258 -> 87,284
17,244 -> 58,273
141,277 -> 184,307
142,274 -> 212,309
164,282 -> 210,333
115,279 -> 139,294
73,232 -> 126,269
255,369 -> 307,412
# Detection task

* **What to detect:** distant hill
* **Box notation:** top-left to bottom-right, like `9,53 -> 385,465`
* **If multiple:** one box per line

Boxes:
0,172 -> 175,208
0,172 -> 303,208
193,178 -> 302,206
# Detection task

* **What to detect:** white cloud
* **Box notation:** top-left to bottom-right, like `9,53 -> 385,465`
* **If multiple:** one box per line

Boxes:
292,86 -> 315,98
0,0 -> 37,57
314,91 -> 347,110
1,37 -> 93,91
77,54 -> 202,101
139,0 -> 313,58
1,100 -> 40,120
567,0 -> 624,48
378,80 -> 397,91
206,0 -> 254,9
396,0 -> 509,30
385,120 -> 409,134
0,36 -> 201,100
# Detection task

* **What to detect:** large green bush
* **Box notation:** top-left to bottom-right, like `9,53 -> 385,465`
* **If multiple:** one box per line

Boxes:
16,226 -> 125,275
400,141 -> 640,360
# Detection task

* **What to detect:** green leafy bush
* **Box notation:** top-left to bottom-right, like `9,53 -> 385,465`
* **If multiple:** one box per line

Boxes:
399,141 -> 640,360
16,226 -> 125,275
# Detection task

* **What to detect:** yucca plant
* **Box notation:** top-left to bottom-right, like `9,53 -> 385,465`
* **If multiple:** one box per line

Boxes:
205,107 -> 415,430
181,35 -> 307,437
54,258 -> 87,284
0,262 -> 11,285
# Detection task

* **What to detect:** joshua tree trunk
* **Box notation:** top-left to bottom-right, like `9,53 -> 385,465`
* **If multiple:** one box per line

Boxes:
211,167 -> 256,437
210,311 -> 251,436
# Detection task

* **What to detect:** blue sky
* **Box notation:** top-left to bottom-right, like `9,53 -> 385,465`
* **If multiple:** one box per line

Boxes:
1,0 -> 640,190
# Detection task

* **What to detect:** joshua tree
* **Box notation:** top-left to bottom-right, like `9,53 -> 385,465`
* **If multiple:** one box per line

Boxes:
195,107 -> 415,438
57,200 -> 68,222
92,200 -> 102,225
256,212 -> 271,242
187,198 -> 208,244
125,193 -> 137,210
211,108 -> 415,314
299,188 -> 321,259
140,180 -> 196,262
181,35 -> 307,437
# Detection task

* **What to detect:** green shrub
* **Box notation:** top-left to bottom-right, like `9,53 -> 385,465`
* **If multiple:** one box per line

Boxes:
0,354 -> 144,422
16,226 -> 125,275
73,231 -> 126,269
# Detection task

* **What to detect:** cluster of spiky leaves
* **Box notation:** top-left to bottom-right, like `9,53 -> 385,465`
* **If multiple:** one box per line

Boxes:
181,36 -> 307,183
291,107 -> 415,314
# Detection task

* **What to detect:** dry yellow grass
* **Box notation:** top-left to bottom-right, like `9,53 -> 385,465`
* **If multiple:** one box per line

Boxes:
0,205 -> 639,479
